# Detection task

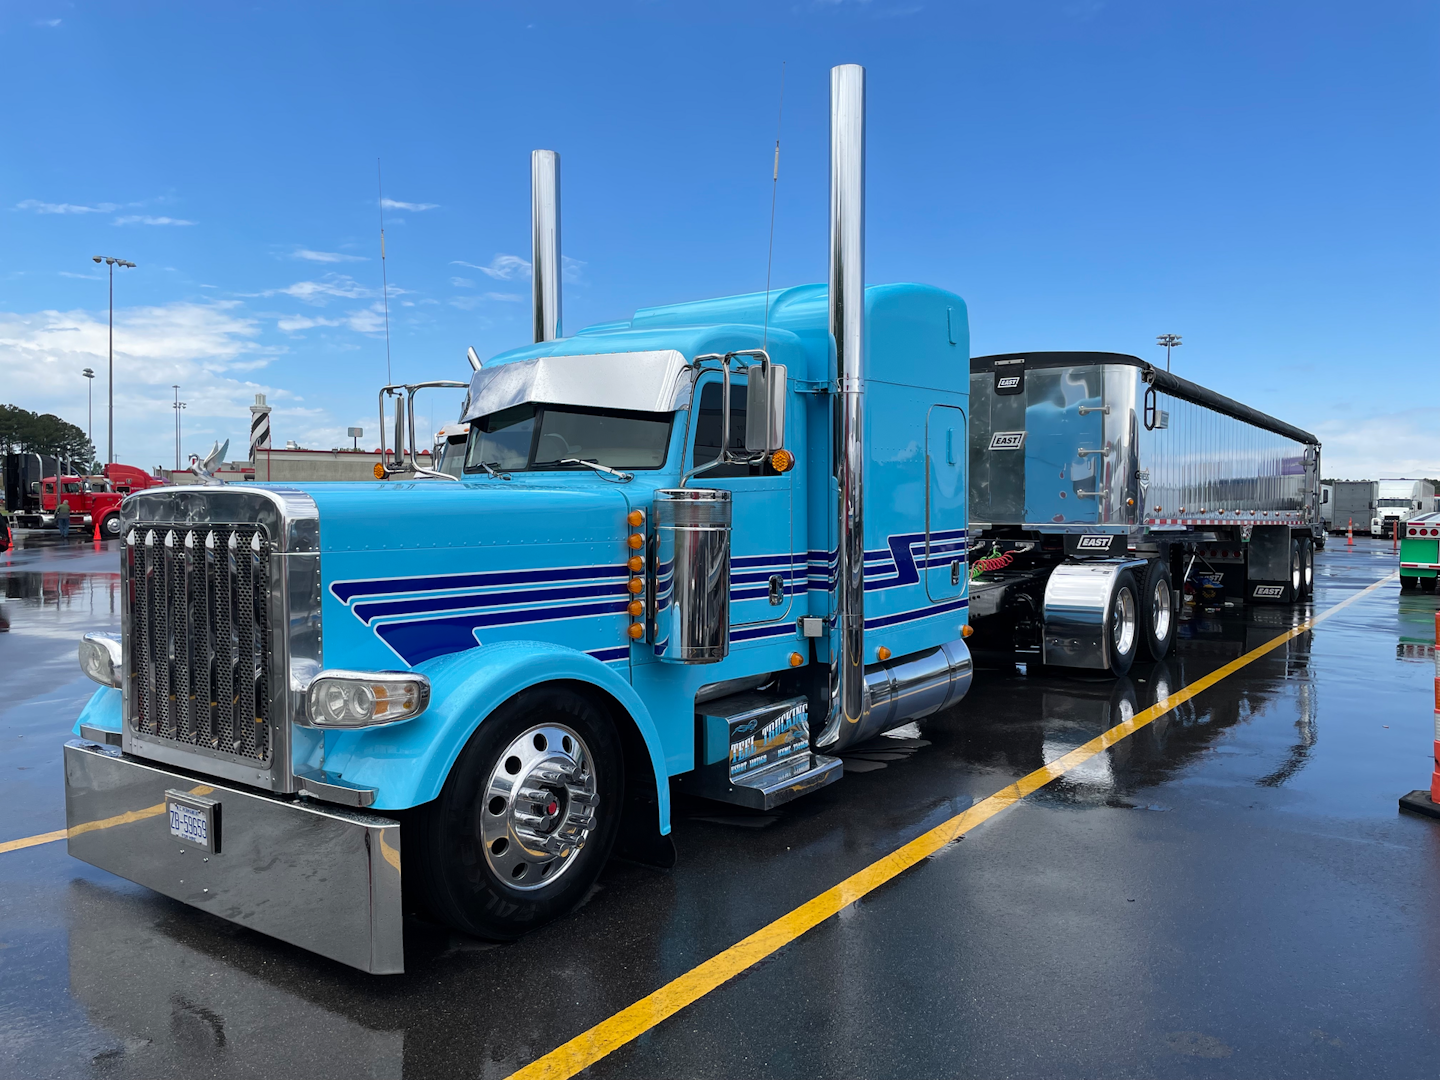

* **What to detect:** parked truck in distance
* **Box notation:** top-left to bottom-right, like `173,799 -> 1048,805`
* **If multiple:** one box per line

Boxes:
1327,479 -> 1375,537
966,352 -> 1322,675
1371,478 -> 1435,539
1400,512 -> 1440,591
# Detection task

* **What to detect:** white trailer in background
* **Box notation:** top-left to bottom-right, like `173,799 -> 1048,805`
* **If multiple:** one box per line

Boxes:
1371,479 -> 1436,538
1329,480 -> 1376,536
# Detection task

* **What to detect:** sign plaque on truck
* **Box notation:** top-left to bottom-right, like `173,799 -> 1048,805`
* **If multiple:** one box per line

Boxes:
64,66 -> 978,973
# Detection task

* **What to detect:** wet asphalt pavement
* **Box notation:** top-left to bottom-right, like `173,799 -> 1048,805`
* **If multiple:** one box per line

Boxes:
1,530 -> 1437,1079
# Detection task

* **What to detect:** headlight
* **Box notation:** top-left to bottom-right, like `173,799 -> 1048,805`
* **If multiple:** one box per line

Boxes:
78,632 -> 122,688
305,670 -> 431,728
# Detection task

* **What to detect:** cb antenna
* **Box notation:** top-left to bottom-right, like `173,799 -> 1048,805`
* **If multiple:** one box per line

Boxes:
377,158 -> 393,385
762,61 -> 786,352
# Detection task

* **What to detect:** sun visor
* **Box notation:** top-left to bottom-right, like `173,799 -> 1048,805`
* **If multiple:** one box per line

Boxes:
462,350 -> 693,421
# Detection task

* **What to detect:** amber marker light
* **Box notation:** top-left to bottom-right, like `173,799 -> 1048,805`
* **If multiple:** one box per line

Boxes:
628,555 -> 644,572
961,624 -> 974,638
372,463 -> 386,479
628,578 -> 644,595
627,533 -> 645,550
770,449 -> 794,472
628,600 -> 644,617
788,652 -> 804,667
627,509 -> 644,526
876,645 -> 892,661
628,623 -> 645,640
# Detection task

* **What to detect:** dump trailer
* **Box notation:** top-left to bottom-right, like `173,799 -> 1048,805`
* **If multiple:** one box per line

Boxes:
1400,512 -> 1440,591
966,351 -> 1322,676
62,66 -> 977,974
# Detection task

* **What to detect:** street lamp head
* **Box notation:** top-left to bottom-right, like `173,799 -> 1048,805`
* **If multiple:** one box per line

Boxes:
92,256 -> 102,264
82,368 -> 94,378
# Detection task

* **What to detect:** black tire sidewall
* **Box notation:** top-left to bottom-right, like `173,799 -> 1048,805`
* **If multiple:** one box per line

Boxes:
413,684 -> 624,941
102,515 -> 121,538
1107,570 -> 1140,677
1138,559 -> 1175,661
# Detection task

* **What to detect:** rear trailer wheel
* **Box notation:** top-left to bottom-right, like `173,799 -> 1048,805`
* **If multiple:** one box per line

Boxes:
1300,539 -> 1314,600
1290,540 -> 1303,599
408,685 -> 623,941
1106,569 -> 1140,677
1138,560 -> 1175,661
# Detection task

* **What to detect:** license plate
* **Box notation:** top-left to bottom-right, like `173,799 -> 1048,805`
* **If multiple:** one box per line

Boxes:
166,791 -> 219,853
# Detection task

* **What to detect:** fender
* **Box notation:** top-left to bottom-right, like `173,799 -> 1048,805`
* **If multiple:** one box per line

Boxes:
72,686 -> 122,735
322,641 -> 672,832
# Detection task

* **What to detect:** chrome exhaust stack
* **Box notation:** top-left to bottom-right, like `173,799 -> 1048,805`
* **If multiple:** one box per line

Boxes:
531,149 -> 562,342
818,63 -> 868,750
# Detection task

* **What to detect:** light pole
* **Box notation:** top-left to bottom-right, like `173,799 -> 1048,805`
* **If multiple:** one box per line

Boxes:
1156,333 -> 1182,372
172,385 -> 187,472
81,368 -> 95,462
92,255 -> 136,465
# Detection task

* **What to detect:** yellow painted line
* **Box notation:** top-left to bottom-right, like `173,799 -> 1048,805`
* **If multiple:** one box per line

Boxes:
0,784 -> 214,855
506,571 -> 1397,1080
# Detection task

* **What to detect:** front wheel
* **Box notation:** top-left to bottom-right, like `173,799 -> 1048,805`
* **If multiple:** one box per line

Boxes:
1106,569 -> 1140,677
408,685 -> 623,941
1138,560 -> 1175,661
100,514 -> 122,539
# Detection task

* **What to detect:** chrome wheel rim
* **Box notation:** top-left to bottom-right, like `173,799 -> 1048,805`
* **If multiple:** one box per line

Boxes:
1112,586 -> 1137,659
1291,553 -> 1301,592
1303,549 -> 1313,589
481,723 -> 598,892
1150,578 -> 1172,644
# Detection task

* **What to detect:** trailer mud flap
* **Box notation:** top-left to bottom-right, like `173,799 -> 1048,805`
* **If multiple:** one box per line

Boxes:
63,740 -> 404,974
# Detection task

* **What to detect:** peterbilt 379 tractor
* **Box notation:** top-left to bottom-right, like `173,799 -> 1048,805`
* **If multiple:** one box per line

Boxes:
64,66 -> 976,973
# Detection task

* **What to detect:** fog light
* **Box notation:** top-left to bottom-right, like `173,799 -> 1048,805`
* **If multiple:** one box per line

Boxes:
78,632 -> 122,688
306,670 -> 431,728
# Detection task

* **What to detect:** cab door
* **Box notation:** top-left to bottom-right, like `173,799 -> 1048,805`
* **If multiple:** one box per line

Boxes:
925,404 -> 967,601
688,375 -> 798,630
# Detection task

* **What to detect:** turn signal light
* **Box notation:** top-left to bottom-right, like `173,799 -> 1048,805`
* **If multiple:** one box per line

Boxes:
627,509 -> 644,527
788,652 -> 804,667
628,555 -> 644,573
876,645 -> 892,661
628,599 -> 644,617
628,578 -> 644,595
961,624 -> 974,638
770,449 -> 794,473
306,670 -> 431,728
372,463 -> 386,479
627,533 -> 645,550
628,623 -> 645,640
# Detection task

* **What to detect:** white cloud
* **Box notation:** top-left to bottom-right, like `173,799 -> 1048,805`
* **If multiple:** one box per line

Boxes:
36,18 -> 62,26
276,314 -> 343,332
342,304 -> 390,333
380,198 -> 438,212
562,255 -> 585,284
271,274 -> 376,304
1314,409 -> 1440,480
292,248 -> 367,263
453,254 -> 531,280
450,276 -> 475,288
16,199 -> 116,214
114,215 -> 195,226
485,292 -> 523,303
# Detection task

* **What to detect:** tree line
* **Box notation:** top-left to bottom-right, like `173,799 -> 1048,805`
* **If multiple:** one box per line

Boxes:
0,404 -> 98,468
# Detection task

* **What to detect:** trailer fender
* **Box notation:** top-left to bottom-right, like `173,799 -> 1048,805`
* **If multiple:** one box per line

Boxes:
1041,559 -> 1150,670
321,641 -> 671,833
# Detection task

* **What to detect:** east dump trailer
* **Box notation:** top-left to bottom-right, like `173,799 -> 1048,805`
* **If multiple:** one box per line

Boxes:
966,351 -> 1322,676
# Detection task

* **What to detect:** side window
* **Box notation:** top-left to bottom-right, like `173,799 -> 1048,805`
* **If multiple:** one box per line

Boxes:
690,381 -> 777,479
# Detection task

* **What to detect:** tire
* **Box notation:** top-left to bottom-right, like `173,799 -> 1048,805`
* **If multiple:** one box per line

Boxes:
1299,538 -> 1314,600
1401,575 -> 1418,592
408,685 -> 623,941
1289,539 -> 1303,600
100,514 -> 122,539
1105,569 -> 1140,677
1138,559 -> 1175,661
1421,576 -> 1437,593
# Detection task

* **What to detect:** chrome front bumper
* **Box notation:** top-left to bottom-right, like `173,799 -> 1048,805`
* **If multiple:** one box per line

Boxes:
63,739 -> 404,974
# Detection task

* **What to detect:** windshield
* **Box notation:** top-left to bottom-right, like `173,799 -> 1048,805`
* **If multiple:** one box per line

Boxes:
464,403 -> 672,474
1378,498 -> 1410,507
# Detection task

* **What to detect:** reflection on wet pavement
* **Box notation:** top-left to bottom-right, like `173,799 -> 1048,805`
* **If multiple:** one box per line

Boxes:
2,535 -> 1438,1079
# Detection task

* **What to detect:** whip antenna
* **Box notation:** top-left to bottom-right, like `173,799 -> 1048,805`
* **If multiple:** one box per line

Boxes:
762,61 -> 785,352
377,158 -> 393,385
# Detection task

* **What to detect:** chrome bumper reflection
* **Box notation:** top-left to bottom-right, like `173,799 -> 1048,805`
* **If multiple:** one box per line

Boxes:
63,740 -> 403,975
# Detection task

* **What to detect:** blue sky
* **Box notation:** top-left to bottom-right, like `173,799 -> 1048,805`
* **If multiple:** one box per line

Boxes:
2,0 -> 1436,478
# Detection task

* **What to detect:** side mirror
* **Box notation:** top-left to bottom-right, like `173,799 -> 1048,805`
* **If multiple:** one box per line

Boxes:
744,362 -> 787,453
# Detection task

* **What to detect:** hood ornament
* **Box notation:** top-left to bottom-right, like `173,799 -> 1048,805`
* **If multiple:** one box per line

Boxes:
190,439 -> 230,486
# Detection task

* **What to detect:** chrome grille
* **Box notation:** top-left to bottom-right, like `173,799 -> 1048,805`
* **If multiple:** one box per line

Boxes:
125,523 -> 273,763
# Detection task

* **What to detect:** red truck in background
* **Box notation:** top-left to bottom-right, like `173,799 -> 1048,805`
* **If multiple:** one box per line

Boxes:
32,464 -> 167,537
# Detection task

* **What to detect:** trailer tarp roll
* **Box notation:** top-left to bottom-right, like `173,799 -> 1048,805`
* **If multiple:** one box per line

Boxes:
1141,365 -> 1319,447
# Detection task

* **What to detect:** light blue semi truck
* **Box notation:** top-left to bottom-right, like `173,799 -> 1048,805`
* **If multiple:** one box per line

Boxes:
63,66 -> 976,973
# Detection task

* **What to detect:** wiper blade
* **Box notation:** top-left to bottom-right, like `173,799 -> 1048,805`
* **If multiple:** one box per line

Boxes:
475,460 -> 511,480
535,457 -> 633,482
